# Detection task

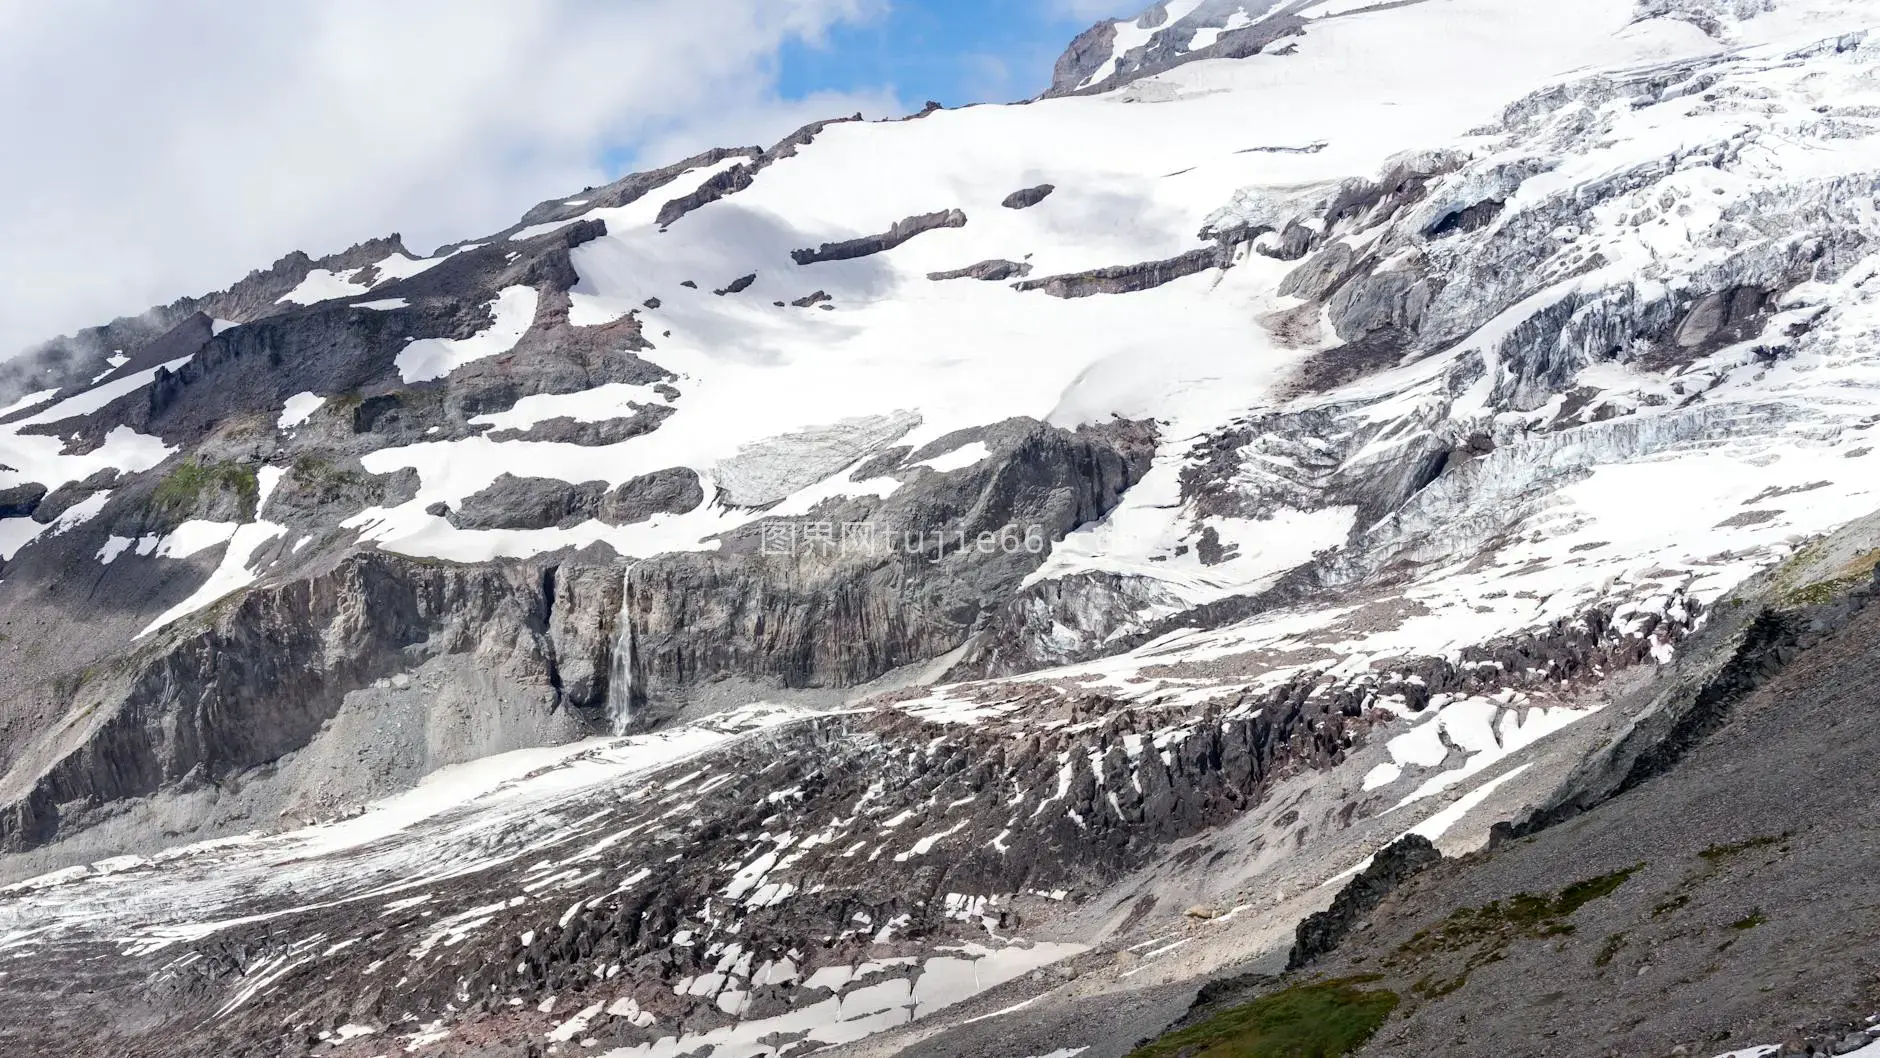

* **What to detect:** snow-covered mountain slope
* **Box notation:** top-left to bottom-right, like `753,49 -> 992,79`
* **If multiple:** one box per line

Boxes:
5,0 -> 1880,1054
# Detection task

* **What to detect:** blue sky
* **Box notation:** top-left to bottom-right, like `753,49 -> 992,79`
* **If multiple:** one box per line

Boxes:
776,0 -> 1142,109
601,0 -> 1148,186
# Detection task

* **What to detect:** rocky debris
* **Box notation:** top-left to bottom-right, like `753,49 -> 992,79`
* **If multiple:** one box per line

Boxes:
791,209 -> 968,265
6,684 -> 1336,1056
1254,537 -> 1880,1057
1289,328 -> 1411,393
927,259 -> 1033,282
1191,524 -> 1234,566
0,483 -> 47,519
1002,184 -> 1055,209
966,558 -> 1698,721
1014,243 -> 1232,298
1498,562 -> 1879,843
0,551 -> 586,851
790,290 -> 831,307
0,552 -> 1710,1056
1287,834 -> 1441,970
32,228 -> 652,464
1670,285 -> 1776,352
1238,141 -> 1329,155
5,16 -> 1880,1057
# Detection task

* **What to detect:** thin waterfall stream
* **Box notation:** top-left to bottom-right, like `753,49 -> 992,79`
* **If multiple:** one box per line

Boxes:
606,564 -> 636,733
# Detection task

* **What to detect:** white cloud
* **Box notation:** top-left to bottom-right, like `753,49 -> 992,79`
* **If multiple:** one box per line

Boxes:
1048,0 -> 1149,22
0,0 -> 902,358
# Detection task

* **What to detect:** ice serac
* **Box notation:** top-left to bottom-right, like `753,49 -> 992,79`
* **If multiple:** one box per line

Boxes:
6,0 -> 1880,1055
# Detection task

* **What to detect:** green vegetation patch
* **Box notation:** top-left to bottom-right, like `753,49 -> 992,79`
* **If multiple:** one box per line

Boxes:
287,453 -> 372,506
1777,549 -> 1880,607
1127,978 -> 1399,1058
1387,865 -> 1643,998
1554,867 -> 1640,915
1731,909 -> 1768,931
1699,833 -> 1789,861
1594,932 -> 1628,968
1652,893 -> 1691,917
151,457 -> 259,521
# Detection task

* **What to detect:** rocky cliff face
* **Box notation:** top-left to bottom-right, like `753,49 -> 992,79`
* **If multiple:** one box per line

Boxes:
1044,0 -> 1303,98
5,1 -> 1880,1055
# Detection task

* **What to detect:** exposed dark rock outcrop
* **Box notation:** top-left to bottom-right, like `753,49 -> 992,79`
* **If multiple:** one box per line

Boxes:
927,259 -> 1033,282
655,163 -> 759,230
791,209 -> 968,265
267,454 -> 416,526
90,312 -> 214,386
1002,184 -> 1055,209
514,146 -> 755,229
790,290 -> 831,307
599,467 -> 704,525
654,115 -> 863,230
482,406 -> 674,447
1044,1 -> 1304,98
1014,243 -> 1231,298
0,235 -> 407,407
1287,834 -> 1441,970
1664,284 -> 1778,358
446,475 -> 611,531
0,552 -> 591,851
30,470 -> 118,524
714,273 -> 757,295
1425,197 -> 1505,237
0,483 -> 47,519
623,417 -> 1156,716
1048,19 -> 1118,98
446,468 -> 704,533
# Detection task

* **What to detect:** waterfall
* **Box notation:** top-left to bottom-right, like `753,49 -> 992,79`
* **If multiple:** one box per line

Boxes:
606,564 -> 636,734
